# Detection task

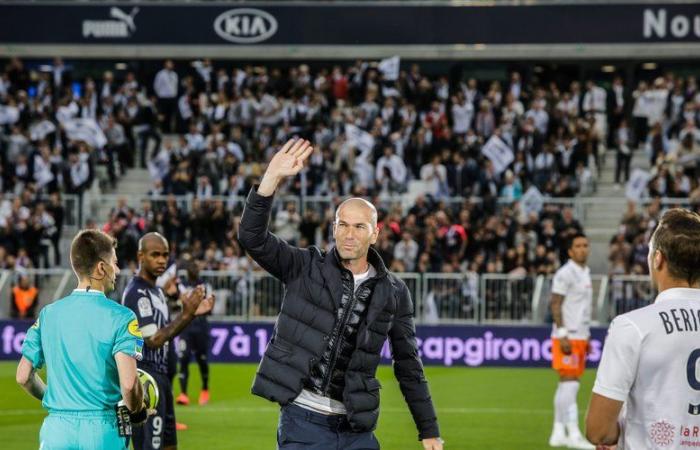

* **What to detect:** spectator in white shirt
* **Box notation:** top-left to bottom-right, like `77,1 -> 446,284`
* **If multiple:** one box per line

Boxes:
420,154 -> 449,197
461,78 -> 480,106
534,146 -> 556,189
32,145 -> 54,191
153,59 -> 179,132
509,72 -> 522,100
274,202 -> 302,245
375,146 -> 407,193
582,81 -> 608,146
66,149 -> 91,194
394,231 -> 419,272
646,77 -> 670,130
258,91 -> 282,128
435,76 -> 450,102
451,92 -> 474,136
100,70 -> 114,100
525,101 -> 549,136
475,99 -> 495,138
196,175 -> 214,199
556,92 -> 578,121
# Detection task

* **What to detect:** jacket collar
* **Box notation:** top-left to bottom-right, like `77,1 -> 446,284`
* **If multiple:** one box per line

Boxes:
320,246 -> 389,309
324,246 -> 388,277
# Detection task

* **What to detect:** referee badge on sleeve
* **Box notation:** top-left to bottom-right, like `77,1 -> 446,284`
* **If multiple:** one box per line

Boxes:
134,338 -> 144,361
128,319 -> 143,338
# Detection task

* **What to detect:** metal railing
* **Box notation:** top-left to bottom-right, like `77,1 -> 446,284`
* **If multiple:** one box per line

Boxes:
421,273 -> 479,324
1,193 -> 81,231
0,269 -> 657,326
480,273 -> 535,323
605,274 -> 654,322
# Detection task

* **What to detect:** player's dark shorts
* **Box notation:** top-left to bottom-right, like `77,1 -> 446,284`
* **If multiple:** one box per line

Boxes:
180,326 -> 210,358
132,367 -> 177,450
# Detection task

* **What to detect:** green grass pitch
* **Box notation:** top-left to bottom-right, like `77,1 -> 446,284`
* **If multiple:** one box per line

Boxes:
0,362 -> 595,449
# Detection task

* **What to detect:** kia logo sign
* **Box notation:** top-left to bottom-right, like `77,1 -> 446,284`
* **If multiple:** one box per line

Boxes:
214,8 -> 278,44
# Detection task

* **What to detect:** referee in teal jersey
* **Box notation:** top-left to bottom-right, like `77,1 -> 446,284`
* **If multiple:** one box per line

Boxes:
16,230 -> 149,450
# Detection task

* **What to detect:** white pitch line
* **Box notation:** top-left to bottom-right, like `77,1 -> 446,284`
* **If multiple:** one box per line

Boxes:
0,406 -> 554,417
187,406 -> 553,415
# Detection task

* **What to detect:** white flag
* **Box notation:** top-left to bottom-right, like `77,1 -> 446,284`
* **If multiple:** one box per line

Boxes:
626,168 -> 651,202
481,135 -> 514,175
378,56 -> 400,81
0,105 -> 19,125
520,186 -> 545,215
29,120 -> 56,141
62,118 -> 107,149
345,124 -> 375,154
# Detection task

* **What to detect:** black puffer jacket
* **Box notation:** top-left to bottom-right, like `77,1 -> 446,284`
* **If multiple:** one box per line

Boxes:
238,188 -> 440,440
305,250 -> 379,402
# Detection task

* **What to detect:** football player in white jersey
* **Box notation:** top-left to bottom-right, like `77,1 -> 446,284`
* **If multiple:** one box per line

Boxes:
549,232 -> 595,449
587,208 -> 700,449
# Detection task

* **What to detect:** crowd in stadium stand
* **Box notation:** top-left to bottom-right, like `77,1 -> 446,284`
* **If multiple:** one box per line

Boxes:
626,75 -> 700,194
609,197 -> 700,275
608,74 -> 700,276
609,200 -> 658,278
97,193 -> 584,280
4,56 -> 700,278
0,57 -> 121,270
142,59 -> 605,200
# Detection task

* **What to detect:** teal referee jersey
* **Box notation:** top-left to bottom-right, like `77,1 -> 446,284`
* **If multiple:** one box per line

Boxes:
22,289 -> 143,449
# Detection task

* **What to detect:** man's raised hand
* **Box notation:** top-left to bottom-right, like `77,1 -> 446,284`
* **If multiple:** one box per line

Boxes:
181,285 -> 206,318
258,138 -> 314,196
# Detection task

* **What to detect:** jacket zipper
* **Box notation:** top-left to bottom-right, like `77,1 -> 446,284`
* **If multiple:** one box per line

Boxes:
321,275 -> 368,396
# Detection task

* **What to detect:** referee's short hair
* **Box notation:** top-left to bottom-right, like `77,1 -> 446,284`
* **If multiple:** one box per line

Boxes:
651,208 -> 700,285
566,231 -> 588,250
70,229 -> 116,278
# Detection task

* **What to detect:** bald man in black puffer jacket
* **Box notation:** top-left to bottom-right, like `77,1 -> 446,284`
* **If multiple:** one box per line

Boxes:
238,139 -> 442,450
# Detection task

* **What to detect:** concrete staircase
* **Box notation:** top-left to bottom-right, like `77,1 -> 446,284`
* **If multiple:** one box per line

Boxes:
86,134 -> 165,225
91,167 -> 154,224
584,149 -> 650,274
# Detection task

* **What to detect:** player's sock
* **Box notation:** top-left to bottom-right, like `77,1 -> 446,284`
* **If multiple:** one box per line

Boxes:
559,381 -> 579,430
553,382 -> 568,425
197,353 -> 209,391
560,380 -> 584,435
550,383 -> 569,446
179,363 -> 189,395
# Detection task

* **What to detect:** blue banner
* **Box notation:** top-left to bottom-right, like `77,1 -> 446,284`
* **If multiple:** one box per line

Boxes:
0,320 -> 607,367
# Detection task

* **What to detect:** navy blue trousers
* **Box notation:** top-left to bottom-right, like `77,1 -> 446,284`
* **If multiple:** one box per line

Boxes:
276,405 -> 380,450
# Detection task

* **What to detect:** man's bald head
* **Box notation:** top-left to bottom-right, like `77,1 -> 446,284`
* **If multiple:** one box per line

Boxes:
137,232 -> 169,280
335,198 -> 378,230
138,232 -> 168,252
